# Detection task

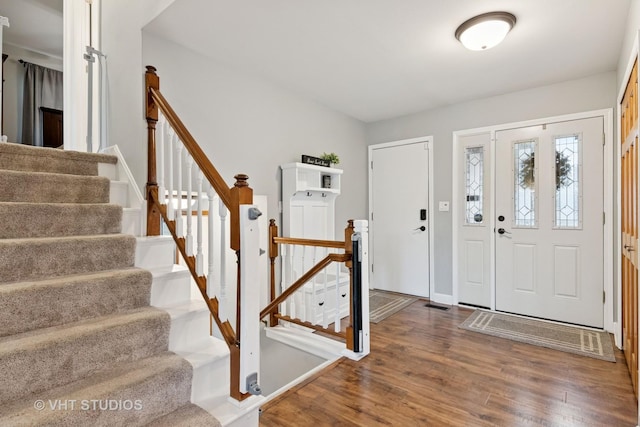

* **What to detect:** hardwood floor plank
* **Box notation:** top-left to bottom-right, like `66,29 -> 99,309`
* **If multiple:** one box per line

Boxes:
260,303 -> 637,426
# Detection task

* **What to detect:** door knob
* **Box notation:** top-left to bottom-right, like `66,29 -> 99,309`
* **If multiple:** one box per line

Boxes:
497,228 -> 511,235
414,226 -> 426,232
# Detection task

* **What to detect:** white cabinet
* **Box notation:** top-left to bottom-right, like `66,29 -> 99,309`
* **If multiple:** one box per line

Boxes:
280,163 -> 349,324
281,162 -> 342,241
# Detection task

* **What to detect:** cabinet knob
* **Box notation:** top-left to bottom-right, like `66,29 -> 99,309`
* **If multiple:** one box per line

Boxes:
318,301 -> 325,306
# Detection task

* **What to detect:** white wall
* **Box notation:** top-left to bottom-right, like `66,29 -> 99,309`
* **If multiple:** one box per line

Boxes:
617,0 -> 640,88
366,72 -> 617,297
100,0 -> 177,185
2,44 -> 62,143
142,33 -> 367,236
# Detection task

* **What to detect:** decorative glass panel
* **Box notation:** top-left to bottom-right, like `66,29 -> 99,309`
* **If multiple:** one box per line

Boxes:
554,134 -> 581,228
514,140 -> 537,227
465,147 -> 484,224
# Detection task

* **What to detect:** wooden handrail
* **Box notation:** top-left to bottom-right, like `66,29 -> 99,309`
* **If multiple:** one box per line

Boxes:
260,252 -> 350,320
148,85 -> 232,209
272,236 -> 345,249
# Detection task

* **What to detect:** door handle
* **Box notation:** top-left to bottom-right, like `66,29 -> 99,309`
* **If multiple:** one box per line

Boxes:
497,228 -> 511,235
414,226 -> 426,232
624,245 -> 635,251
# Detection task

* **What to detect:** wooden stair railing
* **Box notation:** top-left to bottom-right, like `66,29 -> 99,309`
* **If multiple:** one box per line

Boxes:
261,219 -> 368,354
144,65 -> 252,401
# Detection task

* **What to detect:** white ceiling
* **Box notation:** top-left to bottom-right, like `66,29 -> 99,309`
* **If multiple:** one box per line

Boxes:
144,0 -> 632,123
0,0 -> 63,58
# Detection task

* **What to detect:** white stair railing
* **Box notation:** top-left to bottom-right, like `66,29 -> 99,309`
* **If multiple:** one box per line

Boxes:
153,108 -> 262,396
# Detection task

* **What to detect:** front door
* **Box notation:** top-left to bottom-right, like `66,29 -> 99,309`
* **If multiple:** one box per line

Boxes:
495,117 -> 604,328
370,139 -> 430,297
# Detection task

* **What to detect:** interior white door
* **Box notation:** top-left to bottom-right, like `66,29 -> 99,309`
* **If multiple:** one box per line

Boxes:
495,117 -> 604,327
457,132 -> 492,307
371,141 -> 429,297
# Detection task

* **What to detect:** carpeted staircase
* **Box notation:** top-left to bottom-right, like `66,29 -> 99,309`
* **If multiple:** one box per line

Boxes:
0,143 -> 219,426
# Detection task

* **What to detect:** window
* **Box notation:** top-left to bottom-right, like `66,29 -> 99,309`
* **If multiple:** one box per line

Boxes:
554,134 -> 581,229
465,146 -> 484,224
514,139 -> 537,228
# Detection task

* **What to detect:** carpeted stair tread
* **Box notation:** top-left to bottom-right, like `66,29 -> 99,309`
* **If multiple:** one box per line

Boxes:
0,352 -> 193,427
0,234 -> 136,284
0,169 -> 111,204
0,141 -> 117,176
0,307 -> 171,403
146,403 -> 221,427
0,268 -> 152,337
0,202 -> 123,238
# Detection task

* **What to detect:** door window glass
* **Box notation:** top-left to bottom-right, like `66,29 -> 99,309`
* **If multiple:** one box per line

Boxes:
465,146 -> 484,224
514,139 -> 537,227
554,134 -> 581,228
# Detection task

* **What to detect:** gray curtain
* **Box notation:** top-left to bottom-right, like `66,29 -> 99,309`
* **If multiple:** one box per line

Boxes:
21,63 -> 63,146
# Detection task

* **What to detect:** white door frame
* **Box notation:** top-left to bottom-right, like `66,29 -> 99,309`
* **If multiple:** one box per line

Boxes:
63,0 -> 101,152
452,109 -> 614,333
368,136 -> 436,300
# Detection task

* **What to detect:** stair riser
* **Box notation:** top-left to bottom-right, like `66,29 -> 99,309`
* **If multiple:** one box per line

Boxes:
122,208 -> 143,237
0,310 -> 170,402
150,269 -> 192,307
191,356 -> 229,404
135,237 -> 177,270
169,307 -> 212,350
0,356 -> 193,427
110,181 -> 129,206
0,269 -> 152,337
0,204 -> 122,239
0,235 -> 136,284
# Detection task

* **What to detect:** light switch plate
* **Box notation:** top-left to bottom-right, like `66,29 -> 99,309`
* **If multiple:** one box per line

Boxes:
439,201 -> 450,212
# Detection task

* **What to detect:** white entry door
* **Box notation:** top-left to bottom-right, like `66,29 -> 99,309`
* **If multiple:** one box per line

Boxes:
370,139 -> 430,297
495,117 -> 604,328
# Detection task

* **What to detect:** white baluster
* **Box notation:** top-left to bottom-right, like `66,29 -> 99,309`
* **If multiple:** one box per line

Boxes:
311,246 -> 318,324
299,246 -> 306,321
196,171 -> 204,276
218,198 -> 228,312
185,154 -> 194,256
207,185 -> 216,297
280,244 -> 287,319
334,261 -> 341,332
290,245 -> 297,319
166,128 -> 175,221
157,116 -> 166,202
175,144 -> 184,237
322,247 -> 329,329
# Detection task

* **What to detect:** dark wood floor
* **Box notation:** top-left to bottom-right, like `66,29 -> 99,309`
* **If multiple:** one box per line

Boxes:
259,302 -> 637,426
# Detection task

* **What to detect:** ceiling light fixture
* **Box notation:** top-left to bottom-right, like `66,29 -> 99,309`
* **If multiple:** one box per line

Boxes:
455,11 -> 516,51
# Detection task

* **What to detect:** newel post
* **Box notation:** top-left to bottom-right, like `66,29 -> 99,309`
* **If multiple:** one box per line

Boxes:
229,173 -> 253,401
268,219 -> 279,327
344,219 -> 355,351
145,65 -> 161,236
230,174 -> 254,251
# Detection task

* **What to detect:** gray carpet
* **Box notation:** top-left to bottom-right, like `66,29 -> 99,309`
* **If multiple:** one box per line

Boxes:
460,310 -> 616,362
369,290 -> 418,323
0,142 -> 220,426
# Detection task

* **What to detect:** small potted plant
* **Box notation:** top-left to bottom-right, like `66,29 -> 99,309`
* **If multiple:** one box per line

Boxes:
320,152 -> 340,167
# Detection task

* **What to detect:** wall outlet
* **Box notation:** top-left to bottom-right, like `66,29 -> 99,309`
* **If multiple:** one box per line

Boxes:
439,201 -> 450,212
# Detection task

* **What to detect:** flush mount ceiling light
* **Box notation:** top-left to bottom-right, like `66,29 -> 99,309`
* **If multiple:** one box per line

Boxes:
455,11 -> 516,51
